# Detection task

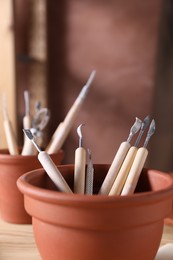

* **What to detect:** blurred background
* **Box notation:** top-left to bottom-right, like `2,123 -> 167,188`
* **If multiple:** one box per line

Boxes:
0,0 -> 173,171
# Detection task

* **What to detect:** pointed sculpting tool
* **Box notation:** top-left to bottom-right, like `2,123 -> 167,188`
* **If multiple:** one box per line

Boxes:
46,70 -> 96,154
23,129 -> 73,193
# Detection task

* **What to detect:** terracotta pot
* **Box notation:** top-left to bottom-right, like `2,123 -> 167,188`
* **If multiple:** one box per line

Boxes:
0,149 -> 64,224
164,172 -> 173,226
17,165 -> 173,260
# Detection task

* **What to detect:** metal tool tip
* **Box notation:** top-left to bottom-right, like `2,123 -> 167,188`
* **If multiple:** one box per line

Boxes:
77,124 -> 84,138
23,129 -> 33,140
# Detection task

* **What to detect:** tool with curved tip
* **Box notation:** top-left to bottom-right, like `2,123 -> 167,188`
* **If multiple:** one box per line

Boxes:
74,124 -> 86,194
99,117 -> 142,195
121,119 -> 156,195
109,116 -> 151,196
23,129 -> 73,193
46,70 -> 96,154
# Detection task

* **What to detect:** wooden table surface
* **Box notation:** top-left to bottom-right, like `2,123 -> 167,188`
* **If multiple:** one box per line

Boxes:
0,219 -> 172,260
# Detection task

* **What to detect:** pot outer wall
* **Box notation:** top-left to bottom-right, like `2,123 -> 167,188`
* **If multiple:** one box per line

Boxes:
0,149 -> 64,224
18,165 -> 173,259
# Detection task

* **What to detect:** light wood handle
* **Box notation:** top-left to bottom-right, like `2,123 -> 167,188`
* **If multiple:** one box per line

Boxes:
23,115 -> 31,129
3,120 -> 19,155
21,116 -> 36,155
74,147 -> 86,194
38,151 -> 73,193
121,147 -> 148,195
99,141 -> 131,195
45,122 -> 64,153
21,138 -> 37,155
46,97 -> 84,154
109,146 -> 137,195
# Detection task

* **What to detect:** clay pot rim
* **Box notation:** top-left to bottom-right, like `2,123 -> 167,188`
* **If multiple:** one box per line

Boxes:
17,164 -> 173,207
0,149 -> 64,161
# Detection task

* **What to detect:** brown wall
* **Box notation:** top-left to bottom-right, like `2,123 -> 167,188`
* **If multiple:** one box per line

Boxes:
46,0 -> 163,165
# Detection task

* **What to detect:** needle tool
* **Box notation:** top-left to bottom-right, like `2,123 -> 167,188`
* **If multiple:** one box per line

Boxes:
23,129 -> 72,193
74,124 -> 86,194
99,117 -> 142,195
46,70 -> 96,154
121,119 -> 156,195
109,115 -> 150,196
2,94 -> 19,155
85,149 -> 94,195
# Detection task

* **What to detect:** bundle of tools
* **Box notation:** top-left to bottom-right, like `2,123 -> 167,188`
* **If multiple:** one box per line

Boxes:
24,116 -> 155,196
2,70 -> 96,156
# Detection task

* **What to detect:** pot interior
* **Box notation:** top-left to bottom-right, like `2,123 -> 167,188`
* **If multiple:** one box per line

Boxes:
25,165 -> 173,194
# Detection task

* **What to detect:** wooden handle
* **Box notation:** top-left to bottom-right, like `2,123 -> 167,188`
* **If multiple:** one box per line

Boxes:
38,151 -> 73,193
74,147 -> 86,194
21,138 -> 37,155
99,141 -> 131,195
109,146 -> 137,195
21,115 -> 36,155
121,147 -> 148,195
23,115 -> 31,129
45,122 -> 64,153
46,97 -> 84,154
3,120 -> 19,155
46,122 -> 70,154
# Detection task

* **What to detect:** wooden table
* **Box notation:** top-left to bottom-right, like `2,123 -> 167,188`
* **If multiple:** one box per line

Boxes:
0,219 -> 172,259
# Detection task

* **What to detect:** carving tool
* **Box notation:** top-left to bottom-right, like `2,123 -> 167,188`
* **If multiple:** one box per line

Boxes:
74,124 -> 86,194
23,129 -> 72,193
109,115 -> 150,196
85,149 -> 94,195
46,70 -> 96,154
99,117 -> 142,195
121,119 -> 156,195
2,94 -> 19,155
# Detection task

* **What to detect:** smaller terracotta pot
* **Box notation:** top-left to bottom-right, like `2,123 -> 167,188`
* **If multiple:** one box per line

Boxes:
17,165 -> 173,260
0,149 -> 64,224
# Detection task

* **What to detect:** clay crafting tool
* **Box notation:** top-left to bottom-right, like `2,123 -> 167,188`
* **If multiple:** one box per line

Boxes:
74,124 -> 86,194
109,115 -> 150,196
23,129 -> 72,193
121,119 -> 156,195
46,70 -> 96,154
99,117 -> 142,195
2,94 -> 19,155
85,149 -> 94,195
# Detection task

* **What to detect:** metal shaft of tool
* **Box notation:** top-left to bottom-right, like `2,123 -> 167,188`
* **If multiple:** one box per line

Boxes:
85,149 -> 94,195
23,129 -> 42,152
